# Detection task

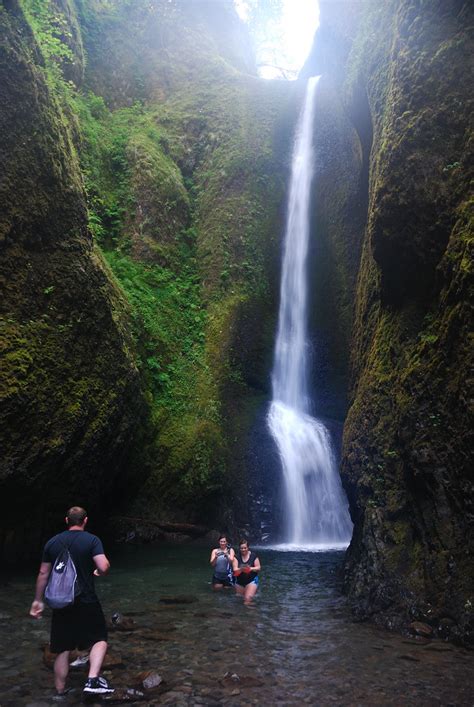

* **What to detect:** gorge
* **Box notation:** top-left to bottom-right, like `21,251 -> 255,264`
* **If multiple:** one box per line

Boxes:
0,0 -> 473,664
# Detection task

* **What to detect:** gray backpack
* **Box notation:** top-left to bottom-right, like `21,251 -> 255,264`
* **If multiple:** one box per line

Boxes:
45,536 -> 81,609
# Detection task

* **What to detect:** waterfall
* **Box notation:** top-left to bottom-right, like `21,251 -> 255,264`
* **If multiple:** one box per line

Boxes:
268,76 -> 353,548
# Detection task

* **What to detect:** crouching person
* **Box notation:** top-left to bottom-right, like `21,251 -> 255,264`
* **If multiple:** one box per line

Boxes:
30,506 -> 114,698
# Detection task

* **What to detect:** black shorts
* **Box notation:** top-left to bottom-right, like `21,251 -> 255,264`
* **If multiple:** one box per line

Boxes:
212,574 -> 234,588
50,601 -> 108,653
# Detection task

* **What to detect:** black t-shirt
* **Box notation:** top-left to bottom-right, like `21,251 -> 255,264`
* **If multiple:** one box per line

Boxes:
236,550 -> 259,586
42,530 -> 104,603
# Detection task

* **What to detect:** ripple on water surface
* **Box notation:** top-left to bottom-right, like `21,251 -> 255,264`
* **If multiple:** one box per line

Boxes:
0,544 -> 473,705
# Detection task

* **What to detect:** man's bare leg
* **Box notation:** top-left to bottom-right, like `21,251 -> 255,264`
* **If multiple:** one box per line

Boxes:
54,651 -> 70,693
88,640 -> 108,678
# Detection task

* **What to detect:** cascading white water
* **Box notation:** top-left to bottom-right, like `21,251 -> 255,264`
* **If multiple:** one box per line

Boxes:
268,76 -> 353,548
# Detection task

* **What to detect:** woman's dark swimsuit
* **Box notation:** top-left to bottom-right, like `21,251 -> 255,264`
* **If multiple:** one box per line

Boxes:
212,550 -> 234,587
235,550 -> 259,587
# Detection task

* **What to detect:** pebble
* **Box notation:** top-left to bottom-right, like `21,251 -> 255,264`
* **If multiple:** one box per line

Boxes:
136,670 -> 163,689
409,621 -> 433,637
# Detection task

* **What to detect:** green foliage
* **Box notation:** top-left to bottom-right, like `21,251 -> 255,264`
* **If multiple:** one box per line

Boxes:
21,0 -> 74,64
102,249 -> 205,402
16,0 -> 294,516
20,0 -> 80,94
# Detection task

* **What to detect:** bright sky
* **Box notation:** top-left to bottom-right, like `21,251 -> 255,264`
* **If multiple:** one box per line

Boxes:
235,0 -> 320,79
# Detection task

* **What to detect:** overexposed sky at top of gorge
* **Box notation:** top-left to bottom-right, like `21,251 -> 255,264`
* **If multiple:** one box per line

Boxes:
234,0 -> 320,79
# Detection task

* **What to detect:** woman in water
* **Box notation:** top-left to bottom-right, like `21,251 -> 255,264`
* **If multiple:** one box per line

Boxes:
233,539 -> 260,604
210,535 -> 235,590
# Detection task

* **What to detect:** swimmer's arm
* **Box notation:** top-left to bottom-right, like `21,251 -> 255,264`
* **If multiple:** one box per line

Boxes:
210,549 -> 217,566
232,556 -> 239,571
30,562 -> 51,617
251,557 -> 261,573
228,548 -> 235,562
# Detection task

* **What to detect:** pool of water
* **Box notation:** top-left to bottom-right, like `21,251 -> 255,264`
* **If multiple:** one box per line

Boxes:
0,543 -> 473,705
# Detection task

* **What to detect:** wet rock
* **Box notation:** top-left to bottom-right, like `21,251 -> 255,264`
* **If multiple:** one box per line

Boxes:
84,688 -> 145,703
223,672 -> 240,682
221,673 -> 264,688
103,652 -> 125,669
409,621 -> 433,637
110,613 -> 137,631
135,670 -> 163,690
159,595 -> 198,605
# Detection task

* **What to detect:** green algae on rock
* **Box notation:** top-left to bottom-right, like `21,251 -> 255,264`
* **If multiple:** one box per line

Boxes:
305,0 -> 473,642
0,1 -> 145,557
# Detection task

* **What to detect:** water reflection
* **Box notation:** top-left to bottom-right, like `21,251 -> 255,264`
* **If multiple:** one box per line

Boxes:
0,544 -> 473,705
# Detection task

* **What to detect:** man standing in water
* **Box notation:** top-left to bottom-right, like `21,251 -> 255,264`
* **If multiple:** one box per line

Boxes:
30,506 -> 114,698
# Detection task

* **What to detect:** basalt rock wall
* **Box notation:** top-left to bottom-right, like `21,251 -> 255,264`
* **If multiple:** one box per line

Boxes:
0,0 -> 299,550
0,1 -> 145,558
305,0 -> 473,641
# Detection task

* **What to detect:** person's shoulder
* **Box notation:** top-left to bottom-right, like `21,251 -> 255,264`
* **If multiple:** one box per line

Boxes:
45,530 -> 65,546
43,531 -> 66,556
82,531 -> 102,544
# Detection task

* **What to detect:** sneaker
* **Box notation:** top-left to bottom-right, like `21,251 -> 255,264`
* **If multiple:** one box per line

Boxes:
70,653 -> 89,667
83,676 -> 114,694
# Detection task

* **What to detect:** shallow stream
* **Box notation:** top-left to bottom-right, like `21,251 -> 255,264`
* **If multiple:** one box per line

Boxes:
0,544 -> 473,705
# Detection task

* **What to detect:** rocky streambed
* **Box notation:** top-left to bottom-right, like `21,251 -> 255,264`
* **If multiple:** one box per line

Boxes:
0,544 -> 473,705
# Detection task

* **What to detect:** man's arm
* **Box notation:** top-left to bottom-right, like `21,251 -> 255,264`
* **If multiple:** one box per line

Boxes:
93,553 -> 110,576
30,562 -> 52,618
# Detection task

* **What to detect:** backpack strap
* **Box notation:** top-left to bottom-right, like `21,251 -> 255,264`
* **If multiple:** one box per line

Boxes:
56,532 -> 81,556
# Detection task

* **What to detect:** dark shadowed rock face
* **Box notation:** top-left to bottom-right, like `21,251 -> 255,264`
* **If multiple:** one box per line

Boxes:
0,2 -> 145,558
305,0 -> 473,642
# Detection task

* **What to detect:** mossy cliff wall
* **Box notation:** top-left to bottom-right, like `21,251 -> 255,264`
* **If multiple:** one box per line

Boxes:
0,0 -> 298,542
70,0 -> 298,526
0,0 -> 146,558
307,0 -> 473,639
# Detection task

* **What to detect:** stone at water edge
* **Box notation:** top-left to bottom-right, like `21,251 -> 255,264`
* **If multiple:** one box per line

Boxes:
110,613 -> 137,631
135,670 -> 163,690
409,621 -> 433,637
